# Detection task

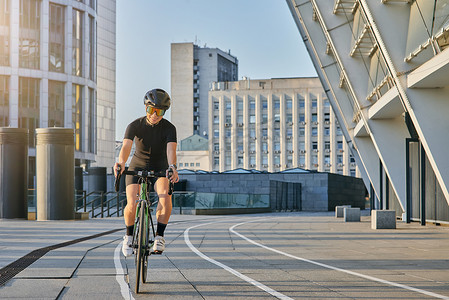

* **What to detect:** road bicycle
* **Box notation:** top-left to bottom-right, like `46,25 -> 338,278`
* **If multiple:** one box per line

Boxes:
115,167 -> 173,293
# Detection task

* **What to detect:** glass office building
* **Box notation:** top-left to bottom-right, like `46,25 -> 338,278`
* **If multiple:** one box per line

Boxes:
0,0 -> 116,186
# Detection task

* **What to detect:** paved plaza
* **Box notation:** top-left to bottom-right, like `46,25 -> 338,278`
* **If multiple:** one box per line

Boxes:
1,211 -> 449,299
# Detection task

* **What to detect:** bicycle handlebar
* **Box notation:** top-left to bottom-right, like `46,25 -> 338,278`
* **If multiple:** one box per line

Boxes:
114,167 -> 174,195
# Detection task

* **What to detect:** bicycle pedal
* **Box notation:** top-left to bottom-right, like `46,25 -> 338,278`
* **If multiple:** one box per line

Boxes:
151,251 -> 163,255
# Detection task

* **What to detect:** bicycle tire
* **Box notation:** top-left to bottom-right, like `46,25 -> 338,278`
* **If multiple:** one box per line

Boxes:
141,205 -> 149,283
135,201 -> 146,293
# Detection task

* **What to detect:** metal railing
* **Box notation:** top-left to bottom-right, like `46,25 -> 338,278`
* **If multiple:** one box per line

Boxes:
76,190 -> 127,218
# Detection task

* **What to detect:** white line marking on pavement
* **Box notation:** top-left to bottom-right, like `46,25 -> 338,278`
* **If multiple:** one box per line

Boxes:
230,220 -> 449,300
114,242 -> 135,300
184,221 -> 294,300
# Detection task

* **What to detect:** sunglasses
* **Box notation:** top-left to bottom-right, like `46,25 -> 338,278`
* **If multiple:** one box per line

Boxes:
146,106 -> 166,116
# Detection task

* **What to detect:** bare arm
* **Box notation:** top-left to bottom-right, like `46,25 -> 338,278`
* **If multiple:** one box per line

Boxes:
166,142 -> 179,183
114,138 -> 133,177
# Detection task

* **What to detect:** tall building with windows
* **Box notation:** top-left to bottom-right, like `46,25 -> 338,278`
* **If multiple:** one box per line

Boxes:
0,0 -> 116,185
287,0 -> 449,223
209,77 -> 359,176
171,42 -> 238,142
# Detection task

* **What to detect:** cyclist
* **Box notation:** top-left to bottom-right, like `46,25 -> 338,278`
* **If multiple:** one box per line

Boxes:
114,88 -> 179,257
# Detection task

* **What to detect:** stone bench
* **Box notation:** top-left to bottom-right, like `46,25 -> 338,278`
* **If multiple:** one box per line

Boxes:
335,205 -> 351,218
344,207 -> 360,222
371,210 -> 396,229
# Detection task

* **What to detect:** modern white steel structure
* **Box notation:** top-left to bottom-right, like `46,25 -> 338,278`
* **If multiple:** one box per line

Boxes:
171,42 -> 238,142
0,0 -> 116,182
208,77 -> 359,175
287,0 -> 449,223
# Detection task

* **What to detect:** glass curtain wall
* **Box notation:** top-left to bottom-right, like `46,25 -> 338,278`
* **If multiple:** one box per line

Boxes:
72,9 -> 82,76
19,77 -> 39,147
19,0 -> 40,69
72,84 -> 82,151
49,3 -> 64,72
0,75 -> 8,126
0,0 -> 9,66
48,81 -> 64,127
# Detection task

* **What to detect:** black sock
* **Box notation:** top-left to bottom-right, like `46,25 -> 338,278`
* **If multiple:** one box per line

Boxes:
126,225 -> 134,236
156,222 -> 167,237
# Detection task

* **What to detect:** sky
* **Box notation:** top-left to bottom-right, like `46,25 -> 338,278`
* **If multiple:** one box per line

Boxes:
116,0 -> 317,140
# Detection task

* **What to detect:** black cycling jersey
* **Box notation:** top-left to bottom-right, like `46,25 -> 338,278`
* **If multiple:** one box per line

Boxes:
124,117 -> 176,186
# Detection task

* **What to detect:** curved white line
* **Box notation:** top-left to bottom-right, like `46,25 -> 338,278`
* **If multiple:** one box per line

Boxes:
114,242 -> 136,300
230,220 -> 449,300
184,221 -> 293,300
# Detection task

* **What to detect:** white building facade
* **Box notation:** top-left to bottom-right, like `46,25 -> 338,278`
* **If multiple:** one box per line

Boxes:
0,0 -> 116,182
287,0 -> 449,223
209,77 -> 359,175
171,42 -> 238,142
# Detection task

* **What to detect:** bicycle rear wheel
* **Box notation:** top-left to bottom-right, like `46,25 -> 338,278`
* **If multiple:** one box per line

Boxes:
135,201 -> 146,293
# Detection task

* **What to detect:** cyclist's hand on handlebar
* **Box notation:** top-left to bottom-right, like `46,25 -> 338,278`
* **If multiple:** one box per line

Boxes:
166,167 -> 179,183
114,162 -> 124,178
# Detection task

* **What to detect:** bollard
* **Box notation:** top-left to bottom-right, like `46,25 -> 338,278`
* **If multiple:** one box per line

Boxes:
335,205 -> 351,218
0,128 -> 28,219
344,207 -> 360,222
371,210 -> 396,229
36,128 -> 75,220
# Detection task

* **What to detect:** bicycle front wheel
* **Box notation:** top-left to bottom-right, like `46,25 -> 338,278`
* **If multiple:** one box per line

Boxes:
135,201 -> 147,293
141,205 -> 149,283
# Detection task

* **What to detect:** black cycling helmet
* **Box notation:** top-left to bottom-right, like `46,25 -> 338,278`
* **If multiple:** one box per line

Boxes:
143,88 -> 171,110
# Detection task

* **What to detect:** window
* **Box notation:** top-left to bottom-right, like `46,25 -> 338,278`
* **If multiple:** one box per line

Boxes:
299,128 -> 305,136
262,142 -> 268,151
325,141 -> 330,150
274,142 -> 280,151
88,88 -> 96,153
190,162 -> 194,167
214,158 -> 219,166
311,113 -> 317,122
324,127 -> 330,136
72,9 -> 83,76
262,98 -> 268,109
274,114 -> 280,122
286,113 -> 292,123
274,99 -> 280,109
20,0 -> 41,69
262,113 -> 268,124
262,128 -> 267,137
325,155 -> 330,164
286,98 -> 292,109
237,98 -> 243,111
0,76 -> 9,126
0,0 -> 10,66
299,98 -> 305,108
249,99 -> 255,110
337,126 -> 342,136
312,142 -> 318,150
337,155 -> 343,164
49,4 -> 65,72
214,143 -> 219,151
299,155 -> 305,164
214,101 -> 219,110
48,81 -> 65,127
72,84 -> 83,151
88,16 -> 95,80
19,77 -> 40,147
324,98 -> 330,107
214,115 -> 219,124
324,113 -> 330,121
196,162 -> 200,167
311,127 -> 317,137
179,163 -> 183,167
311,97 -> 317,108
299,113 -> 305,122
214,130 -> 219,138
238,156 -> 243,166
287,128 -> 292,137
226,100 -> 231,110
337,141 -> 343,150
299,142 -> 305,150
250,115 -> 256,124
